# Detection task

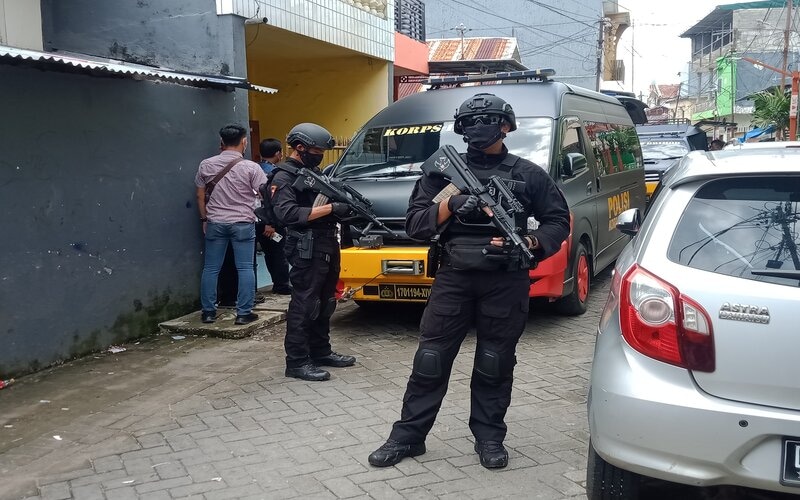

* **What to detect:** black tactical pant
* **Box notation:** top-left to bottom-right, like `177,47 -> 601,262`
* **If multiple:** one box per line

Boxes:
283,233 -> 340,368
389,265 -> 530,444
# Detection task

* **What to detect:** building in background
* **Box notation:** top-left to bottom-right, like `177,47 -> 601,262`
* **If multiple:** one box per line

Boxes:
239,0 -> 404,164
423,0 -> 602,89
681,0 -> 799,140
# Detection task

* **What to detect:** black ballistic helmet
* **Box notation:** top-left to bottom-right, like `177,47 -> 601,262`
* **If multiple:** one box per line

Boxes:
453,93 -> 517,135
287,123 -> 336,150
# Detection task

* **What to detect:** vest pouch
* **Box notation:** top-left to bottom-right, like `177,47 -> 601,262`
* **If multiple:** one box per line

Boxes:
444,236 -> 505,272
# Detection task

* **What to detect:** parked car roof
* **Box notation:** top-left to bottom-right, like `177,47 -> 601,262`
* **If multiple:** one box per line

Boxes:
663,147 -> 800,189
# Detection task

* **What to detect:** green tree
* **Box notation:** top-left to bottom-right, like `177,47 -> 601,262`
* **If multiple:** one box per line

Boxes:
752,87 -> 790,140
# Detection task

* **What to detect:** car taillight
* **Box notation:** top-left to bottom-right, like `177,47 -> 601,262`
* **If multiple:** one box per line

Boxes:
335,279 -> 345,300
619,265 -> 715,372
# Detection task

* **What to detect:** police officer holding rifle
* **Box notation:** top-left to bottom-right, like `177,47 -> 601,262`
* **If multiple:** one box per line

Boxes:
269,122 -> 372,381
369,94 -> 571,468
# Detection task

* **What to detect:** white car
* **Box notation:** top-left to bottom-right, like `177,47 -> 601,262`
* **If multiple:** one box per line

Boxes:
587,145 -> 800,498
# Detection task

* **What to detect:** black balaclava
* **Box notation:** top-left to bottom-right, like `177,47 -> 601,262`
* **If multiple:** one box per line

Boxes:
462,123 -> 505,150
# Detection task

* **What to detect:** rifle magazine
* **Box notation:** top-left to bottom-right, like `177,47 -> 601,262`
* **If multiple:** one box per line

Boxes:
313,194 -> 329,207
432,183 -> 461,204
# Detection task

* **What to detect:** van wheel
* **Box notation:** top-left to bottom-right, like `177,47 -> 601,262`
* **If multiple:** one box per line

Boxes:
587,440 -> 642,500
554,241 -> 590,315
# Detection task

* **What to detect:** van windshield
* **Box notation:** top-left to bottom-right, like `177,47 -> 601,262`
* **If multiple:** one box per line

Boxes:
334,118 -> 553,179
640,139 -> 689,160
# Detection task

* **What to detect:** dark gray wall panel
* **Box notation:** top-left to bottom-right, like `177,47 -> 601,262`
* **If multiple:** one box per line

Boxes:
0,65 -> 249,377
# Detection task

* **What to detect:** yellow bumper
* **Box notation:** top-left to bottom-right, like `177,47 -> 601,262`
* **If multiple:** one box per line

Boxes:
646,180 -> 658,198
340,246 -> 433,303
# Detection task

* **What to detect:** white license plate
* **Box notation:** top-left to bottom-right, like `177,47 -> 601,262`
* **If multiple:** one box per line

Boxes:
781,438 -> 800,487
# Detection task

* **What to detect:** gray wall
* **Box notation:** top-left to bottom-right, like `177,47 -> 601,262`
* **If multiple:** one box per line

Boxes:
41,0 -> 247,77
0,65 -> 249,377
423,0 -> 602,90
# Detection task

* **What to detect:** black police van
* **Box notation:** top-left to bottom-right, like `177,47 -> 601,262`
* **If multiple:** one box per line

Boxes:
331,70 -> 646,315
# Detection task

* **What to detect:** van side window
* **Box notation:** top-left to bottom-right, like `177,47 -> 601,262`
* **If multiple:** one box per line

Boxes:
560,119 -> 584,158
585,122 -> 642,177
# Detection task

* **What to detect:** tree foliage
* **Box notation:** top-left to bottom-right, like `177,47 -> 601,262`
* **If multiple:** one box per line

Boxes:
752,87 -> 790,140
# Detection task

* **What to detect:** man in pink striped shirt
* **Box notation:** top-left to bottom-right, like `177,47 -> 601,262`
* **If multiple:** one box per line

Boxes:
195,124 -> 267,325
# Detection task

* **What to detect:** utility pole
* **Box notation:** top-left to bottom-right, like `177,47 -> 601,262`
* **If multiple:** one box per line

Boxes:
596,18 -> 606,92
451,23 -> 471,60
631,21 -> 635,94
782,0 -> 793,90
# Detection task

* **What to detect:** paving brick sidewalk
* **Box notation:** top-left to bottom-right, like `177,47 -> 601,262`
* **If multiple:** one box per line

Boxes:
0,275 -> 611,500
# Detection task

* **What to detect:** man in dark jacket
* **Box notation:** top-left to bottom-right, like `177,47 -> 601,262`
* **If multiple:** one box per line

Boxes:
368,93 -> 570,469
269,123 -> 357,382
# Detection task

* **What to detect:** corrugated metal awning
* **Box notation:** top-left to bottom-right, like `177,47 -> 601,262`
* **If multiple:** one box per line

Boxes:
0,45 -> 277,93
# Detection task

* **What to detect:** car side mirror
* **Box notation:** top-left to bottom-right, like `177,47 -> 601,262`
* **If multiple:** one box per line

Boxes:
322,164 -> 335,177
616,208 -> 641,236
561,153 -> 587,178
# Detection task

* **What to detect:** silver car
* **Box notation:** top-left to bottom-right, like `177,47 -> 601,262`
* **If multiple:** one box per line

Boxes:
587,145 -> 800,498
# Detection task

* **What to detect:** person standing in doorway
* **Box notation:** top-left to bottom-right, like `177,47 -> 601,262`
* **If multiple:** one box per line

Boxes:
256,138 -> 291,295
195,124 -> 266,325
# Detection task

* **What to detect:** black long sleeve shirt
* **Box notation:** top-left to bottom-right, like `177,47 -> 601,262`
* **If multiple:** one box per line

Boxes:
270,158 -> 338,232
405,146 -> 571,261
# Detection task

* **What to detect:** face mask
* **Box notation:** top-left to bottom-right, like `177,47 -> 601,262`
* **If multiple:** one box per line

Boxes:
463,123 -> 504,150
299,150 -> 325,169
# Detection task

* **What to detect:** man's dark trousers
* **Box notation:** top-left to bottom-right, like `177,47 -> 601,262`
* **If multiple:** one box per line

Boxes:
284,233 -> 340,367
256,223 -> 291,292
389,266 -> 530,444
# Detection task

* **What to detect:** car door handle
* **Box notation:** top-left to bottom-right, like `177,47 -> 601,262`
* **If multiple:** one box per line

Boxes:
586,181 -> 593,195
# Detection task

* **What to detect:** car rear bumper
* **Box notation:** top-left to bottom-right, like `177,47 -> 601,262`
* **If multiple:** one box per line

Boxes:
588,326 -> 800,494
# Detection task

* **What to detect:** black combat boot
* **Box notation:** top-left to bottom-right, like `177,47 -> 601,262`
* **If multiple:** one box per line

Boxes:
368,439 -> 426,467
474,440 -> 508,469
285,363 -> 330,381
312,352 -> 356,367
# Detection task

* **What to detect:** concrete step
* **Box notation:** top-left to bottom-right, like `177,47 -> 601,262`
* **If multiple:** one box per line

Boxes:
158,290 -> 291,339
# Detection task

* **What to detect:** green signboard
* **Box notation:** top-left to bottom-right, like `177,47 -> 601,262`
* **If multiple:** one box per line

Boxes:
716,56 -> 737,117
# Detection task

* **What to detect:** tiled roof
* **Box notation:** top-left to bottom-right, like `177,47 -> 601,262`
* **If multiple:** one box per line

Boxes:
658,84 -> 681,100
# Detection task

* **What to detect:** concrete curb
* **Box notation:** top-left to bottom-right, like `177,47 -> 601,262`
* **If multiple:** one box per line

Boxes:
158,291 -> 291,339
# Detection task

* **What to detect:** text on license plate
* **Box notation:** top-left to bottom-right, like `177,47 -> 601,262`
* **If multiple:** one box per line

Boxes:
378,284 -> 431,301
781,438 -> 800,487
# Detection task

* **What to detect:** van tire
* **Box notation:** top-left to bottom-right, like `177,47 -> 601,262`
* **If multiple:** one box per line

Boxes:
554,241 -> 590,315
587,440 -> 642,500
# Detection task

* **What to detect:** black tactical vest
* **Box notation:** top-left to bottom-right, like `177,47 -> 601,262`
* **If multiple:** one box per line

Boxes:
443,153 -> 528,242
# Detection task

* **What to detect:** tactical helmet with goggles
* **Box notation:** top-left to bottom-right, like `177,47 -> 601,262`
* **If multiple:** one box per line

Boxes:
286,123 -> 336,150
453,93 -> 517,135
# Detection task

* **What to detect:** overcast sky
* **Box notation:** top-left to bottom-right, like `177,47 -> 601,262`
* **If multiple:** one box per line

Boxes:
612,0 -> 743,98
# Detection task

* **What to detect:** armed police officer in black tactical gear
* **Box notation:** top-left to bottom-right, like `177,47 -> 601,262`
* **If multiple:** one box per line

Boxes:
369,93 -> 571,469
269,123 -> 357,382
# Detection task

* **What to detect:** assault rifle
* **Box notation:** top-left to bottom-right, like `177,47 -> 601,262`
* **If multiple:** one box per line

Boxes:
420,145 -> 534,263
278,163 -> 396,237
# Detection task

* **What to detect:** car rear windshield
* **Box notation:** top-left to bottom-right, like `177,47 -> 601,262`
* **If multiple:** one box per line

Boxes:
667,176 -> 800,287
640,139 -> 689,160
334,118 -> 553,179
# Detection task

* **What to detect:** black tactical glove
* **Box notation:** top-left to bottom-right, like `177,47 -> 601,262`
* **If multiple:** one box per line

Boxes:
482,240 -> 512,261
331,202 -> 353,218
447,194 -> 479,215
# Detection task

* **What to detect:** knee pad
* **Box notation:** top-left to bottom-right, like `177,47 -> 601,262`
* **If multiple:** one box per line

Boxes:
412,348 -> 442,379
474,349 -> 502,379
322,298 -> 337,319
309,298 -> 321,321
